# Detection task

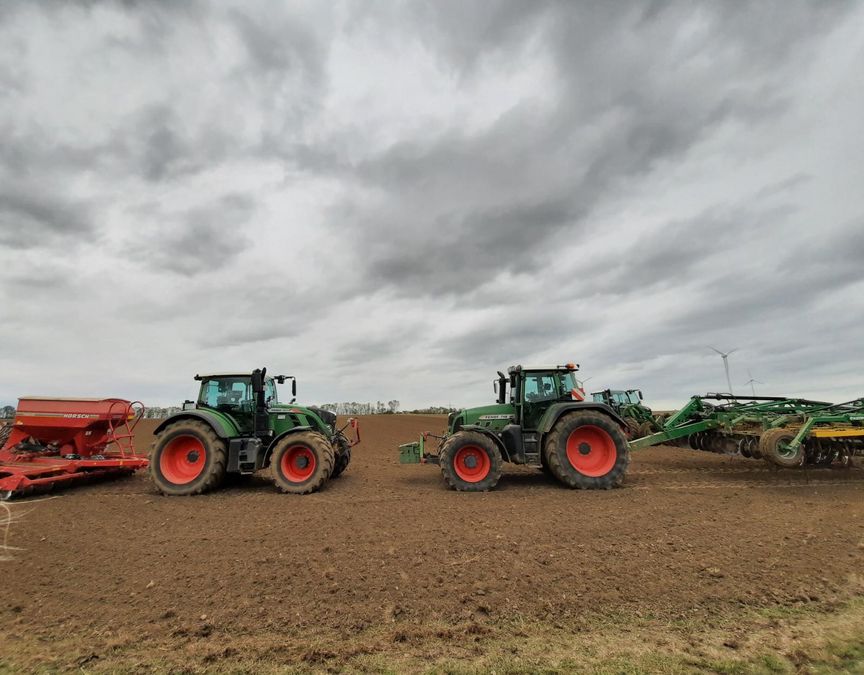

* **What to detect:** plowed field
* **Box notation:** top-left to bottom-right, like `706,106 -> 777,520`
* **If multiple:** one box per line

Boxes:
2,415 -> 863,672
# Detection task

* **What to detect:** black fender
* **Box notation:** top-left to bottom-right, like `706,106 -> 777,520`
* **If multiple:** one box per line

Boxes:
153,410 -> 238,439
459,424 -> 512,462
537,402 -> 628,435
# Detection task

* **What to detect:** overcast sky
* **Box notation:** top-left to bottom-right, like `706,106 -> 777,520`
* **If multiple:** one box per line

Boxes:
1,1 -> 862,411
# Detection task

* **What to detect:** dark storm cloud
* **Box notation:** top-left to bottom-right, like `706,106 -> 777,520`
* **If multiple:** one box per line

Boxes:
133,194 -> 256,276
571,199 -> 800,300
325,1 -> 853,300
0,183 -> 95,249
586,222 -> 864,371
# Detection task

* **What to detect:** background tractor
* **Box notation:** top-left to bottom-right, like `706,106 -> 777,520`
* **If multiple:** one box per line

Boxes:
399,363 -> 630,491
150,368 -> 359,496
590,389 -> 663,438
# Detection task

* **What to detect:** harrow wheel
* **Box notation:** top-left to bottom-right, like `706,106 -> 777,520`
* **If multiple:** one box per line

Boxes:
150,420 -> 227,496
623,417 -> 640,439
759,428 -> 803,468
439,431 -> 502,492
270,431 -> 334,494
544,412 -> 629,489
637,421 -> 655,439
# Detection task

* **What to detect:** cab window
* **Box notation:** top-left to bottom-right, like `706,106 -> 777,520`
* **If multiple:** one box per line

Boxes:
523,373 -> 558,402
265,380 -> 278,404
200,378 -> 252,409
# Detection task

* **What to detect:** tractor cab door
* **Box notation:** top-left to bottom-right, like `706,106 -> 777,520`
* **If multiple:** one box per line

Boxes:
199,377 -> 255,433
520,372 -> 560,430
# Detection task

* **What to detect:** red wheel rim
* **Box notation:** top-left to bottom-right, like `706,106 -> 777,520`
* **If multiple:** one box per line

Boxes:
160,435 -> 206,484
280,445 -> 316,483
453,446 -> 491,482
565,426 -> 617,477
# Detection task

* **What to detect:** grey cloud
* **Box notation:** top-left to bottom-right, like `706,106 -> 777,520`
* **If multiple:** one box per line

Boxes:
322,3 -> 852,301
0,2 -> 861,409
133,194 -> 256,276
0,184 -> 95,250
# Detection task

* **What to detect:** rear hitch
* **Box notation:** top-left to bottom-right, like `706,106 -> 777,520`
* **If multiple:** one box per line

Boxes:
339,418 -> 361,447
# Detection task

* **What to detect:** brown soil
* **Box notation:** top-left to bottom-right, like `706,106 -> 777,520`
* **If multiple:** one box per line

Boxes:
2,414 -> 863,671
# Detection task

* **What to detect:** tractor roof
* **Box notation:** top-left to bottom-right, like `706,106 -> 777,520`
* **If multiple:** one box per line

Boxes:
507,363 -> 580,374
194,373 -> 260,380
194,372 -> 292,382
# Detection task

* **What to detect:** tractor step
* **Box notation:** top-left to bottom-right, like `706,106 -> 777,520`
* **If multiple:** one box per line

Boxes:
524,451 -> 542,467
522,433 -> 541,466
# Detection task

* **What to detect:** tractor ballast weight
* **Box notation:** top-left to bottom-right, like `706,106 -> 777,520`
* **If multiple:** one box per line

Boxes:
0,397 -> 148,500
149,368 -> 360,496
399,362 -> 630,491
629,394 -> 864,468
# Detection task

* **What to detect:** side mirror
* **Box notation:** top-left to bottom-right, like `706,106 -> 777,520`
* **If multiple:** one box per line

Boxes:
638,390 -> 643,400
292,379 -> 297,396
493,380 -> 498,394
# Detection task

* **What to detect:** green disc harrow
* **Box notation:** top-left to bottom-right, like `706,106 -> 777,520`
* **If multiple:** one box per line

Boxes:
630,394 -> 864,468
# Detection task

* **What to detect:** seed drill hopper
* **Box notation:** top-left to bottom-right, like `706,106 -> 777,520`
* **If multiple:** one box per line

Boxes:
630,394 -> 864,467
0,397 -> 148,500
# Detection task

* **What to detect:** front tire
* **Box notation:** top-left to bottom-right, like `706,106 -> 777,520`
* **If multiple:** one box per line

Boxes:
544,412 -> 630,489
270,432 -> 335,494
439,431 -> 503,492
150,420 -> 227,496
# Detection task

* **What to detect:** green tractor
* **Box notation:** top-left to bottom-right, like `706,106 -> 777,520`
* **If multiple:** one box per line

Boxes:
590,389 -> 663,439
150,368 -> 359,496
399,363 -> 630,491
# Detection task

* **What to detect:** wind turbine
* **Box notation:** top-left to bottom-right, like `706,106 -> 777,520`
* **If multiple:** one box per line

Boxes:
708,346 -> 737,395
744,369 -> 763,397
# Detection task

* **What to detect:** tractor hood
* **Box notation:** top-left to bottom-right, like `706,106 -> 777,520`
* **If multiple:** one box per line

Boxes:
450,403 -> 515,432
269,403 -> 335,427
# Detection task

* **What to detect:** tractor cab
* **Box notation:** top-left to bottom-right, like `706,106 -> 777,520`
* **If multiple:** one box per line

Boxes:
193,370 -> 295,434
592,389 -> 643,407
493,363 -> 585,430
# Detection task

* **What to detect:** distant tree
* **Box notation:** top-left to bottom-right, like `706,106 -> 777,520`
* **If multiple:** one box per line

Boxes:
1,405 -> 15,419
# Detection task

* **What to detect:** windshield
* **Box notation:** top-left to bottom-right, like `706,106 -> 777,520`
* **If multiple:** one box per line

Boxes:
199,377 -> 253,410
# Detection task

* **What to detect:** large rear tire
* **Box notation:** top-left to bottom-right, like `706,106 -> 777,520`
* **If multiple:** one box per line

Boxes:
270,432 -> 334,494
0,424 -> 11,450
150,420 -> 227,496
544,412 -> 629,489
439,431 -> 502,492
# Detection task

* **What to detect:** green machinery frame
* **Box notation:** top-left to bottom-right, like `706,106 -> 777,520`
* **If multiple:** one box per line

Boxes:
630,394 -> 864,467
